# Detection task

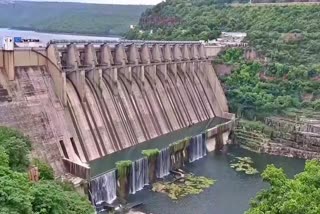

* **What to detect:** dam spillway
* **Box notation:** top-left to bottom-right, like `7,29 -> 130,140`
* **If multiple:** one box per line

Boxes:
0,40 -> 233,179
52,41 -> 231,163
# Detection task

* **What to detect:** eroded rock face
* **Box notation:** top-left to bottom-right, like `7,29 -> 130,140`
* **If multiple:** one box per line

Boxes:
236,117 -> 320,160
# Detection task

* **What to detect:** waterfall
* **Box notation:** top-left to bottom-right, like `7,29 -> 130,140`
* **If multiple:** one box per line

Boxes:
189,133 -> 207,162
130,157 -> 149,194
157,147 -> 171,178
90,170 -> 117,205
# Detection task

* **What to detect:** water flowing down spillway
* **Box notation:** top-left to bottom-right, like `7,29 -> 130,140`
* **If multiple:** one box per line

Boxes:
157,147 -> 171,178
130,157 -> 149,194
90,170 -> 117,205
189,133 -> 207,162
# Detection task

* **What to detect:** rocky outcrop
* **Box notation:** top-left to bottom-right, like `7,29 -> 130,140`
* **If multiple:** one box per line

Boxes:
236,117 -> 320,160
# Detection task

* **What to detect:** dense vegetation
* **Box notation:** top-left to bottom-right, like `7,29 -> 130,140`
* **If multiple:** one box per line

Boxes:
219,48 -> 315,119
0,126 -> 94,214
246,160 -> 320,214
127,1 -> 320,118
0,1 -> 150,36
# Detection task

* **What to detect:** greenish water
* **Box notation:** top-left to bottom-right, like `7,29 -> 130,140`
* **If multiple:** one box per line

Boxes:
129,145 -> 305,214
90,117 -> 229,177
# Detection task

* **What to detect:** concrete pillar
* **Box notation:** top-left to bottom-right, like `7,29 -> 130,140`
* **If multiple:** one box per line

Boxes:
46,44 -> 67,106
173,44 -> 182,61
139,44 -> 150,89
110,68 -> 118,83
125,67 -> 133,82
191,44 -> 200,60
114,44 -> 127,65
85,44 -> 103,96
140,44 -> 151,64
157,64 -> 167,81
169,63 -> 177,82
178,62 -> 187,82
66,44 -> 86,101
139,66 -> 145,84
66,44 -> 79,69
151,44 -> 162,63
107,68 -> 119,95
87,68 -> 102,91
199,44 -> 207,59
146,65 -> 156,87
61,72 -> 67,106
215,133 -> 224,151
68,69 -> 86,102
100,44 -> 113,66
163,44 -> 172,62
3,51 -> 15,81
84,43 -> 97,67
127,44 -> 140,64
190,62 -> 195,82
182,44 -> 190,61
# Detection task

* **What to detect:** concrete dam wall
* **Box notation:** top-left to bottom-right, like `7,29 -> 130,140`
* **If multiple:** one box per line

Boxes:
0,41 -> 232,178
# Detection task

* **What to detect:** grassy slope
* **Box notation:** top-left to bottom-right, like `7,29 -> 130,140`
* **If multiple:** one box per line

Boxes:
0,1 -> 151,36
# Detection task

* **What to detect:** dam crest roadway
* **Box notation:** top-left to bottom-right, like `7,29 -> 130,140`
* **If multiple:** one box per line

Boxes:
0,40 -> 234,179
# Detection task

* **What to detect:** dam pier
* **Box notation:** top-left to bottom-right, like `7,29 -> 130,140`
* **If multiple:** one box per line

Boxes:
0,39 -> 234,203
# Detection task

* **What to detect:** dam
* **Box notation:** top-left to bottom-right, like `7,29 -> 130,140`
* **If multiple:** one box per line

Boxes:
0,39 -> 233,202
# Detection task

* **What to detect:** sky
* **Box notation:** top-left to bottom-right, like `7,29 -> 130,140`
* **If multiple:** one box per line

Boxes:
16,0 -> 164,5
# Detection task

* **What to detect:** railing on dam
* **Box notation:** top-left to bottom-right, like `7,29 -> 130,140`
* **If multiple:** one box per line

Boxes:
49,39 -> 202,45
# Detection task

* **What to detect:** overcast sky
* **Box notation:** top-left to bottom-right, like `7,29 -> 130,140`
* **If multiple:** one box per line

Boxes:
18,0 -> 163,4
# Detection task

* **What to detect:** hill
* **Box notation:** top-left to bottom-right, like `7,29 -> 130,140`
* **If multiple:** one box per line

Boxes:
0,1 -> 151,36
127,0 -> 320,119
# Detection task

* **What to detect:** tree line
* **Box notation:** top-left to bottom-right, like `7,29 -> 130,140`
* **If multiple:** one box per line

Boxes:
0,126 -> 94,214
0,1 -> 150,36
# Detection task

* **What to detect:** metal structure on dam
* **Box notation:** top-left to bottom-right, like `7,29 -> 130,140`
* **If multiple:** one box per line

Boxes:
0,40 -> 233,179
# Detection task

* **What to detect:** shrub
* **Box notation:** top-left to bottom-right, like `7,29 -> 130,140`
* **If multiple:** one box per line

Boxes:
32,159 -> 54,180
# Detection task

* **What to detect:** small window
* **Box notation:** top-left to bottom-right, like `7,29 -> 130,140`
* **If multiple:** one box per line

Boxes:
59,140 -> 69,159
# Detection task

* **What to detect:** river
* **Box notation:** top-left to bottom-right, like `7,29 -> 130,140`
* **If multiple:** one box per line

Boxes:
129,145 -> 305,214
0,28 -> 119,43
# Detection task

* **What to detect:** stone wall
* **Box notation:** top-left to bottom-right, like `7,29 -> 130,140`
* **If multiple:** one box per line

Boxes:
236,117 -> 320,160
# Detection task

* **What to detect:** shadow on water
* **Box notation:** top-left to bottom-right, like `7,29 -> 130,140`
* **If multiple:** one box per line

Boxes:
128,145 -> 305,214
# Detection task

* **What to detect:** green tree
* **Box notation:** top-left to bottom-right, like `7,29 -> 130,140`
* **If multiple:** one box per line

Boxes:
32,159 -> 55,180
0,167 -> 33,214
31,181 -> 93,214
1,137 -> 31,172
0,146 -> 9,168
0,127 -> 94,214
246,160 -> 320,214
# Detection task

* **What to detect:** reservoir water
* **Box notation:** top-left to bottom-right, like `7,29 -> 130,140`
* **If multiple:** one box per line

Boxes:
0,28 -> 119,43
129,145 -> 305,214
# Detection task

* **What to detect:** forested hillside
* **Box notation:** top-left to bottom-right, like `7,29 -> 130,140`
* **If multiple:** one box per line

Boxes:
127,1 -> 320,119
0,1 -> 150,36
